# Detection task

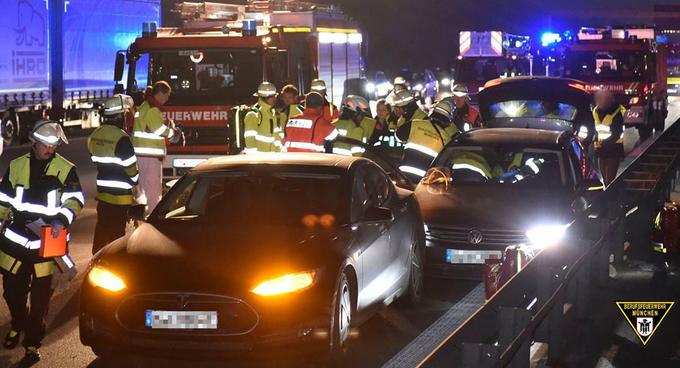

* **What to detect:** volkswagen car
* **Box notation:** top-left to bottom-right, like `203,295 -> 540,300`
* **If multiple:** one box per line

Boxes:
417,128 -> 603,279
80,153 -> 424,359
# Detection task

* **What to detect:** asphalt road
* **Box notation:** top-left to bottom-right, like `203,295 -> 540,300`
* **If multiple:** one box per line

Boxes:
0,102 -> 677,368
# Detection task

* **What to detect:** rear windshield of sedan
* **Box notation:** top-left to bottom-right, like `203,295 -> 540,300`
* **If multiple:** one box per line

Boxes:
153,168 -> 348,226
489,100 -> 578,121
434,146 -> 565,186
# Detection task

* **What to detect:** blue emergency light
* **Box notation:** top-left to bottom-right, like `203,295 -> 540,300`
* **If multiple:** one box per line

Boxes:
243,19 -> 257,36
541,32 -> 561,47
142,21 -> 157,38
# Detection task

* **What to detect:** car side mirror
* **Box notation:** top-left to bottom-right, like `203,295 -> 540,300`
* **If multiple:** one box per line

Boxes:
114,52 -> 125,82
127,204 -> 147,221
361,207 -> 394,223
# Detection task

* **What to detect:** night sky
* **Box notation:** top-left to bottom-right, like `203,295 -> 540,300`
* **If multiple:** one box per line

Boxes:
163,0 -> 677,75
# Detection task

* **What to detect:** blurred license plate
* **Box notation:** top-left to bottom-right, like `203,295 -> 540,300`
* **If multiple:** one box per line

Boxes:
145,310 -> 217,329
445,249 -> 502,264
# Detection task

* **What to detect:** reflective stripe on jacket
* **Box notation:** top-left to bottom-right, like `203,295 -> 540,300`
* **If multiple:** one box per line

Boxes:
88,124 -> 139,205
399,119 -> 458,179
132,101 -> 173,157
283,110 -> 336,152
244,99 -> 281,153
332,117 -> 377,156
593,105 -> 625,144
0,153 -> 83,277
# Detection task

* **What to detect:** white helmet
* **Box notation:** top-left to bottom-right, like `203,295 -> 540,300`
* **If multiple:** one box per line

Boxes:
393,76 -> 407,86
451,84 -> 469,98
30,120 -> 68,146
103,94 -> 134,116
310,79 -> 327,92
255,82 -> 278,98
342,95 -> 370,113
388,89 -> 415,107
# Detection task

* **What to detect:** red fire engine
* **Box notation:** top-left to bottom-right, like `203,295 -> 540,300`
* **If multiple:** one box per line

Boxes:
114,1 -> 363,179
562,26 -> 668,132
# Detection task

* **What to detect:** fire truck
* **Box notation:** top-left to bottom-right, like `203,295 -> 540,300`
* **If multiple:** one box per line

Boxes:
455,31 -> 532,97
562,26 -> 668,132
114,1 -> 363,179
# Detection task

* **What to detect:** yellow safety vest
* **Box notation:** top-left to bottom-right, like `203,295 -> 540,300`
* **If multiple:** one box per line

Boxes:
396,108 -> 428,129
451,151 -> 493,179
398,119 -> 459,178
593,105 -> 625,144
333,117 -> 377,156
243,99 -> 281,153
132,101 -> 174,157
88,124 -> 139,205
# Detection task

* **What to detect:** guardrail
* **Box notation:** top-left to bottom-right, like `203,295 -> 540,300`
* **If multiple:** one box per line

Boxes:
417,119 -> 680,367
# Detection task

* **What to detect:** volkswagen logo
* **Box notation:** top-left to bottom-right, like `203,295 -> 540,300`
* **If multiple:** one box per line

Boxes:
468,230 -> 483,245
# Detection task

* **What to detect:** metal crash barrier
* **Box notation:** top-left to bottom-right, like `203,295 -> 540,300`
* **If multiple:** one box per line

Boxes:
418,119 -> 680,368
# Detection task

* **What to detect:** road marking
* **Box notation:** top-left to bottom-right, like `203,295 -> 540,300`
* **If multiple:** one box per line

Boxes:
382,283 -> 485,368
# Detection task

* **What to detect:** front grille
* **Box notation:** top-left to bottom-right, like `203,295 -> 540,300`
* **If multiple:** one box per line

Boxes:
426,225 -> 528,247
116,293 -> 259,336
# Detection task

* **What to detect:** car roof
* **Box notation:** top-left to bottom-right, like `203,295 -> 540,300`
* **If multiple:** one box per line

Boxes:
193,153 -> 366,172
452,128 -> 572,150
483,76 -> 586,88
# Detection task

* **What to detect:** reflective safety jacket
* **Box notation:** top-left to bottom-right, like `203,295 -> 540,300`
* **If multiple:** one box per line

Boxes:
593,105 -> 625,144
332,117 -> 377,156
450,151 -> 493,180
283,109 -> 337,152
280,103 -> 304,134
396,107 -> 428,130
322,99 -> 339,122
0,153 -> 83,278
88,124 -> 139,205
399,119 -> 459,180
244,99 -> 281,153
132,101 -> 174,157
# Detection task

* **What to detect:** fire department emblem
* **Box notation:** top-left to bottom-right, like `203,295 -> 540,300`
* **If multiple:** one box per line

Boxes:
468,230 -> 483,245
616,301 -> 674,345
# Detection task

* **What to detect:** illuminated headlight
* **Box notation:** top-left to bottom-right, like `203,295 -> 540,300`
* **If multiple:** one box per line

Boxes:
365,82 -> 376,93
414,83 -> 424,92
251,271 -> 316,296
526,224 -> 569,248
88,265 -> 126,292
440,78 -> 451,87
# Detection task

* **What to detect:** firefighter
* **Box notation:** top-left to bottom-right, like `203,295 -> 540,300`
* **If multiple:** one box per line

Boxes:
0,120 -> 82,363
332,95 -> 376,156
283,92 -> 337,152
132,81 -> 175,213
593,89 -> 625,185
449,84 -> 482,131
450,150 -> 493,182
279,84 -> 304,134
389,89 -> 427,129
393,76 -> 408,92
88,95 -> 139,255
397,100 -> 458,182
244,82 -> 281,154
310,79 -> 339,121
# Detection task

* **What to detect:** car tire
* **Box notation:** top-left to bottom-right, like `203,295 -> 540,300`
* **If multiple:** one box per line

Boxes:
404,228 -> 425,305
329,271 -> 353,356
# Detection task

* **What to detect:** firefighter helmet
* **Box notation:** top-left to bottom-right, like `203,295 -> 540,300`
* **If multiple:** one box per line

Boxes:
103,94 -> 135,116
255,82 -> 278,98
342,95 -> 370,113
393,76 -> 407,86
30,120 -> 68,146
310,79 -> 327,92
388,89 -> 415,107
430,100 -> 455,122
451,84 -> 469,98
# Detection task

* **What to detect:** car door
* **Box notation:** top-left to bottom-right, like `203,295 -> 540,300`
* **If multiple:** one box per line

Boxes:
351,163 -> 395,310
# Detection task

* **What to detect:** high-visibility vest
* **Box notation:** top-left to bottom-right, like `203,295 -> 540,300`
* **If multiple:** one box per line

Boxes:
322,100 -> 339,122
88,124 -> 139,205
450,151 -> 493,180
243,99 -> 281,153
399,119 -> 458,179
283,111 -> 337,152
396,108 -> 428,129
332,117 -> 376,156
280,104 -> 304,134
593,105 -> 625,144
132,101 -> 174,157
0,153 -> 83,277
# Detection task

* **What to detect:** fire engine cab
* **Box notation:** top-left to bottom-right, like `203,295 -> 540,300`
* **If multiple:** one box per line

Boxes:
562,26 -> 668,132
113,1 -> 363,179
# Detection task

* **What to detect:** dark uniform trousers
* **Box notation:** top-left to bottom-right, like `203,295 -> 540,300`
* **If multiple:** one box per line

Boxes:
92,201 -> 130,255
1,255 -> 54,348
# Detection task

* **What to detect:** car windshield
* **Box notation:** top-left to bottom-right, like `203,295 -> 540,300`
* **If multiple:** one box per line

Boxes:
145,48 -> 262,105
153,167 -> 348,226
489,100 -> 578,121
434,146 -> 565,186
564,50 -> 643,81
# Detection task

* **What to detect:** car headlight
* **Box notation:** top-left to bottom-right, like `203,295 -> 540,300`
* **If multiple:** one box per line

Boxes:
88,265 -> 126,292
526,224 -> 569,248
440,78 -> 451,87
251,271 -> 316,296
365,82 -> 376,93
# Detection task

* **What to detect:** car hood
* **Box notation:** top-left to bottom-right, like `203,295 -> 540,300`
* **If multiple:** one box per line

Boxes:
415,184 -> 573,230
96,222 -> 349,294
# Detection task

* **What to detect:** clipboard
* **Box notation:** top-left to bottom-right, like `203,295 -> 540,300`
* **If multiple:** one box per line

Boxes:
39,226 -> 67,258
